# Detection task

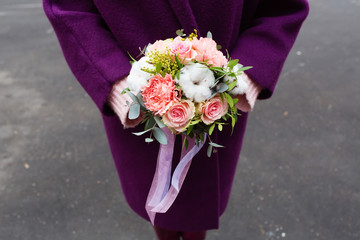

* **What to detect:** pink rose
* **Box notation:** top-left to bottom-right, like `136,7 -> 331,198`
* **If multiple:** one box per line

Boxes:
141,74 -> 177,115
170,36 -> 196,63
192,37 -> 228,67
200,95 -> 228,125
162,100 -> 195,132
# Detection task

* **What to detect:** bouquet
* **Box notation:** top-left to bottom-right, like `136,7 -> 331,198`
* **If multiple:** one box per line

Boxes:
123,30 -> 252,157
122,30 -> 253,223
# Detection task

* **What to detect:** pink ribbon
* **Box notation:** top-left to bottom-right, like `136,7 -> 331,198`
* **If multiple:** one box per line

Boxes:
145,128 -> 206,224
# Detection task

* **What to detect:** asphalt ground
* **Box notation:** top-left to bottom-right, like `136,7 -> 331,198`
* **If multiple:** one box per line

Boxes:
0,0 -> 359,239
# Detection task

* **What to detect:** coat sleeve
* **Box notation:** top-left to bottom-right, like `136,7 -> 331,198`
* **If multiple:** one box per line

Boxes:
231,0 -> 309,99
43,0 -> 131,115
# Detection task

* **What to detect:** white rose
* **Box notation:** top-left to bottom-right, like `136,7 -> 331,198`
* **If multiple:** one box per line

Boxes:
127,56 -> 154,93
178,63 -> 215,102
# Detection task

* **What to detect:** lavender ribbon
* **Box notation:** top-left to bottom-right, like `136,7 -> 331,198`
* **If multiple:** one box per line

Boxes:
145,128 -> 206,224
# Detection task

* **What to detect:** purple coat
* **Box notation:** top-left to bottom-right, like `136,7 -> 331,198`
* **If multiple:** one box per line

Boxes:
43,0 -> 309,231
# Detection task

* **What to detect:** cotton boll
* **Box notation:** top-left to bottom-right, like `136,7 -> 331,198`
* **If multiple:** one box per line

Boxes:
224,64 -> 248,95
178,63 -> 215,102
181,83 -> 212,102
229,73 -> 248,95
127,74 -> 148,93
127,56 -> 154,93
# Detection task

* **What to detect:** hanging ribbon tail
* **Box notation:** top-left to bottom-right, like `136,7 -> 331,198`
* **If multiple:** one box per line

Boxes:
145,128 -> 175,225
145,129 -> 206,225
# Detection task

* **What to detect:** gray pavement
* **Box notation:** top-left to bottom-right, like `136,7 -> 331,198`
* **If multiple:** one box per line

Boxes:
0,0 -> 359,239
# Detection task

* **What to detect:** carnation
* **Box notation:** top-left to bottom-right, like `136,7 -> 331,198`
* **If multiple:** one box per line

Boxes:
192,37 -> 227,67
141,74 -> 177,116
127,56 -> 154,93
178,63 -> 215,102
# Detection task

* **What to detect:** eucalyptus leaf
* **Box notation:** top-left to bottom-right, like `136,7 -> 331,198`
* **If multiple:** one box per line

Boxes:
207,90 -> 218,100
217,83 -> 229,93
207,144 -> 213,157
132,128 -> 152,136
195,137 -> 200,147
209,142 -> 224,148
153,127 -> 168,145
125,89 -> 140,104
145,117 -> 156,130
136,93 -> 146,107
206,31 -> 213,39
154,116 -> 166,128
145,138 -> 154,143
129,103 -> 140,119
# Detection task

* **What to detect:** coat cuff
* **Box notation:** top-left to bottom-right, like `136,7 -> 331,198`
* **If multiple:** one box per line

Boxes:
107,77 -> 144,128
235,73 -> 262,112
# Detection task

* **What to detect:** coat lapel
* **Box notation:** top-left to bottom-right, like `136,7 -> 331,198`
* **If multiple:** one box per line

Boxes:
167,0 -> 199,35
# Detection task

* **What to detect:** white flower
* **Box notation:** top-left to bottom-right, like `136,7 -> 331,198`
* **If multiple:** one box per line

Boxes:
178,63 -> 215,102
224,64 -> 248,95
127,56 -> 154,93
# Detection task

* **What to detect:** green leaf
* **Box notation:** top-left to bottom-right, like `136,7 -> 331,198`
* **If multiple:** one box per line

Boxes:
129,103 -> 140,119
228,80 -> 237,91
217,83 -> 229,93
220,93 -> 225,103
154,116 -> 166,128
186,124 -> 194,135
233,98 -> 239,105
227,59 -> 239,69
183,136 -> 189,150
207,144 -> 213,157
237,66 -> 253,72
145,138 -> 154,143
127,52 -> 136,63
132,128 -> 152,136
206,31 -> 213,39
176,29 -> 185,37
231,116 -> 236,128
153,127 -> 168,145
209,142 -> 224,148
209,123 -> 216,135
156,62 -> 162,73
216,45 -> 222,50
224,92 -> 234,108
121,87 -> 130,94
199,133 -> 205,143
218,124 -> 223,131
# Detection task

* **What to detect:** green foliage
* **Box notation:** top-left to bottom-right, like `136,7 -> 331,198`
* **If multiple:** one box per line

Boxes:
129,103 -> 140,119
153,127 -> 167,145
